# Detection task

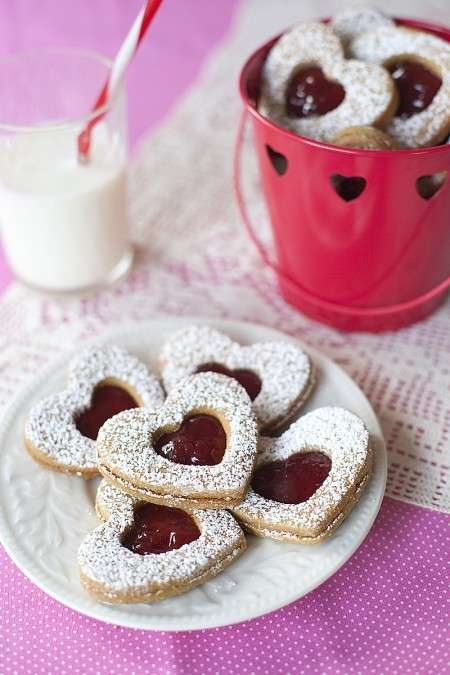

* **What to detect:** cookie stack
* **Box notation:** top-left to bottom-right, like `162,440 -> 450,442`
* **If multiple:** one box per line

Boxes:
25,326 -> 371,605
258,5 -> 450,149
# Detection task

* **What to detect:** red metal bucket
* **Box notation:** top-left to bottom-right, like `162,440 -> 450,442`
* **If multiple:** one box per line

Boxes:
235,18 -> 450,332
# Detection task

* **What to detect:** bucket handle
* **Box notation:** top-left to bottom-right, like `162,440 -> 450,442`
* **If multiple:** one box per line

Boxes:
233,109 -> 450,319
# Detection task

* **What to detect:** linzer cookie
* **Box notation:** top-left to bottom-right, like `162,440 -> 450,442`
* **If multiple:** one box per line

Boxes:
97,372 -> 259,509
24,345 -> 164,477
331,5 -> 394,48
78,481 -> 245,604
159,325 -> 314,432
351,26 -> 450,146
258,21 -> 397,142
332,125 -> 399,150
232,407 -> 372,543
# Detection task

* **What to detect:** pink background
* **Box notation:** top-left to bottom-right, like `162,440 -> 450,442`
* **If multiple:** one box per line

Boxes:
0,2 -> 448,674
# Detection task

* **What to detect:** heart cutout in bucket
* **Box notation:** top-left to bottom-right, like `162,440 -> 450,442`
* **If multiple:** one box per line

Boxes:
330,173 -> 367,201
416,171 -> 447,200
266,145 -> 288,175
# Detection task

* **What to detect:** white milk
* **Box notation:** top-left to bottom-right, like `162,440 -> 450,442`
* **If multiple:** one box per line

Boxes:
0,123 -> 130,291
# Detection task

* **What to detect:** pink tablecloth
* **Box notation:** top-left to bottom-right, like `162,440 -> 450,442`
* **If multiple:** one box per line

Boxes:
0,2 -> 449,674
2,499 -> 448,674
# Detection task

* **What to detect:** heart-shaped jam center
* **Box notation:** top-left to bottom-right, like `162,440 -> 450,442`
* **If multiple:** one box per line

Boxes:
75,384 -> 138,440
122,503 -> 200,555
252,451 -> 331,504
196,363 -> 262,401
387,60 -> 442,119
154,414 -> 227,466
286,66 -> 345,119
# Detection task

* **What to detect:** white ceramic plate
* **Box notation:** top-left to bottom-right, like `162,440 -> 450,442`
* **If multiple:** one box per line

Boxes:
0,318 -> 386,631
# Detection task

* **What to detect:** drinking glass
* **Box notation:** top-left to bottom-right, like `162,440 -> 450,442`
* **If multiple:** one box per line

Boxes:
0,47 -> 133,293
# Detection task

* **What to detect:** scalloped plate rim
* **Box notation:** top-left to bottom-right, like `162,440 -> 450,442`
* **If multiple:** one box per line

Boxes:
0,317 -> 387,631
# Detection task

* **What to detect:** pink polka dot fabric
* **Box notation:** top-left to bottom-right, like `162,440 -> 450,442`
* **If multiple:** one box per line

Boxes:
1,497 -> 448,674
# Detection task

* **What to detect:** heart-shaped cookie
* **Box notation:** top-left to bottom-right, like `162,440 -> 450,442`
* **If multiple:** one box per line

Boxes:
78,481 -> 246,604
351,26 -> 450,146
332,125 -> 399,150
24,345 -> 165,477
331,5 -> 394,47
258,21 -> 398,142
159,325 -> 314,432
97,372 -> 259,509
232,407 -> 372,543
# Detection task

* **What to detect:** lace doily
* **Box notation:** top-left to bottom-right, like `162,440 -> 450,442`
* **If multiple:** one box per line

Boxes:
0,0 -> 448,513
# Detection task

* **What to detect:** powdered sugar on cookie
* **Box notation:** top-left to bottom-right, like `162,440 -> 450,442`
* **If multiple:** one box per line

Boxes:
351,26 -> 450,146
331,5 -> 394,47
97,372 -> 259,505
232,407 -> 371,540
160,325 -> 314,431
258,20 -> 397,142
78,481 -> 245,602
24,345 -> 164,476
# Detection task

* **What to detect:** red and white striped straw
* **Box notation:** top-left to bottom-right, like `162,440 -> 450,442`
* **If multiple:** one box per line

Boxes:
78,0 -> 164,162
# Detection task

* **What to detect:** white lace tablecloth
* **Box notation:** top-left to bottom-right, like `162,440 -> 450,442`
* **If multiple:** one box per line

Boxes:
0,0 -> 448,518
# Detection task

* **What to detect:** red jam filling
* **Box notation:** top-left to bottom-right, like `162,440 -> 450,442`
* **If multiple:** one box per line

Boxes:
252,451 -> 332,504
388,60 -> 441,119
75,384 -> 138,440
196,362 -> 262,401
154,414 -> 227,466
286,66 -> 345,118
122,503 -> 200,555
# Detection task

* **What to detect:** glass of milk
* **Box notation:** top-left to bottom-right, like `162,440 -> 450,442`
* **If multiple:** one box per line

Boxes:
0,48 -> 133,292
